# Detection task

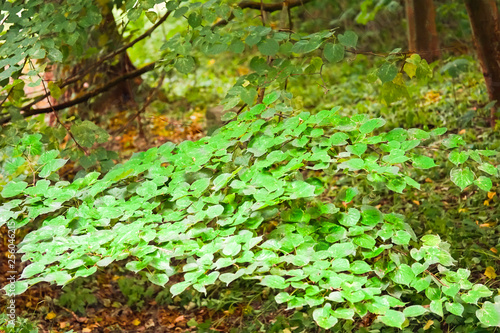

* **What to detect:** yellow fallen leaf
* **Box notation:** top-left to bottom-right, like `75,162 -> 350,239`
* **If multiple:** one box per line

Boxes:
484,200 -> 490,206
132,319 -> 141,326
488,192 -> 496,200
485,266 -> 497,279
425,178 -> 433,183
46,312 -> 56,320
423,319 -> 433,330
458,129 -> 466,135
491,248 -> 498,254
412,200 -> 420,206
479,223 -> 493,228
458,208 -> 468,213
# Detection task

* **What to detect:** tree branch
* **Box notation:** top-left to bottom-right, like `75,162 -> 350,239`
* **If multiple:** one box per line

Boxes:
238,0 -> 311,12
18,10 -> 173,111
0,63 -> 156,125
213,0 -> 312,28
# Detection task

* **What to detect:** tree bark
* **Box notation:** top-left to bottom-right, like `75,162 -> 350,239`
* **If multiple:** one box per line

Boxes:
465,0 -> 500,128
405,0 -> 441,63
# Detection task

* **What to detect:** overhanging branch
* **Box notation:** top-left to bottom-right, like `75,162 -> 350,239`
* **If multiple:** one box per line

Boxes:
0,62 -> 156,125
213,0 -> 312,28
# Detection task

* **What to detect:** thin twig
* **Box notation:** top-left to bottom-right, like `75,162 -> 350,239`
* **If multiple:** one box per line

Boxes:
0,62 -> 156,125
31,60 -> 89,155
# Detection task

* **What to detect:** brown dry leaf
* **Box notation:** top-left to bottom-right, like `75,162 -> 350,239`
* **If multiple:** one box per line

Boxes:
485,266 -> 497,279
132,318 -> 141,326
173,315 -> 185,323
46,312 -> 56,320
425,178 -> 433,183
423,319 -> 434,330
82,328 -> 92,333
59,322 -> 68,328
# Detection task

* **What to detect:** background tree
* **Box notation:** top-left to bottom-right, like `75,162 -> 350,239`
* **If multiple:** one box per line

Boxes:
404,0 -> 441,62
465,0 -> 500,127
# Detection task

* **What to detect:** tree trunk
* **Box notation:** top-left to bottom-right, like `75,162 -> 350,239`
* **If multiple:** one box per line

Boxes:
465,0 -> 500,128
405,0 -> 441,63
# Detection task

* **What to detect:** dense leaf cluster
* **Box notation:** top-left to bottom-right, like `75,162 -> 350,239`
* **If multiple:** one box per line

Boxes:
2,95 -> 499,329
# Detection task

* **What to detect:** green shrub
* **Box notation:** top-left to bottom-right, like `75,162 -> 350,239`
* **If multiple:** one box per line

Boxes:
2,95 -> 499,330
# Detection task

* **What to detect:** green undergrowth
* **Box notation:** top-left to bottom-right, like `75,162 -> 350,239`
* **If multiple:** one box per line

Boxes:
1,93 -> 500,330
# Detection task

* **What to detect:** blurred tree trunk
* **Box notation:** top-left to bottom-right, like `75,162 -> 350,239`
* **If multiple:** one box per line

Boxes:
405,0 -> 440,62
465,0 -> 500,128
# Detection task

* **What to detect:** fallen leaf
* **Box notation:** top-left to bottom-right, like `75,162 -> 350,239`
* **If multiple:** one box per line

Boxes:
173,315 -> 185,323
485,266 -> 497,279
423,319 -> 434,330
458,129 -> 466,135
82,328 -> 92,333
132,319 -> 141,326
491,248 -> 498,254
484,200 -> 490,206
479,223 -> 493,228
488,192 -> 496,200
46,312 -> 56,320
425,178 -> 433,183
59,322 -> 68,328
458,208 -> 467,213
412,200 -> 420,205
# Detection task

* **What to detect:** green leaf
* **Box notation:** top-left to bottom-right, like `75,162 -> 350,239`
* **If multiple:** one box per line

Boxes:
339,158 -> 364,171
479,162 -> 498,176
412,155 -> 436,169
392,264 -> 415,286
421,234 -> 441,246
353,234 -> 376,249
350,260 -> 372,274
346,143 -> 367,157
392,230 -> 411,245
258,38 -> 279,56
450,167 -> 474,190
263,91 -> 280,105
339,208 -> 360,227
477,302 -> 500,327
260,275 -> 288,289
328,242 -> 356,258
338,30 -> 358,48
191,178 -> 211,195
136,181 -> 157,197
1,181 -> 28,198
445,302 -> 464,316
377,63 -> 398,84
222,242 -> 241,256
403,305 -> 428,317
171,281 -> 191,296
324,43 -> 344,63
430,300 -> 443,317
147,273 -> 169,287
175,56 -> 195,74
448,151 -> 468,166
361,209 -> 382,226
212,173 -> 232,191
313,303 -> 338,329
379,310 -> 405,329
474,176 -> 492,192
21,263 -> 45,279
291,38 -> 322,54
387,178 -> 406,193
359,118 -> 386,134
207,204 -> 224,219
